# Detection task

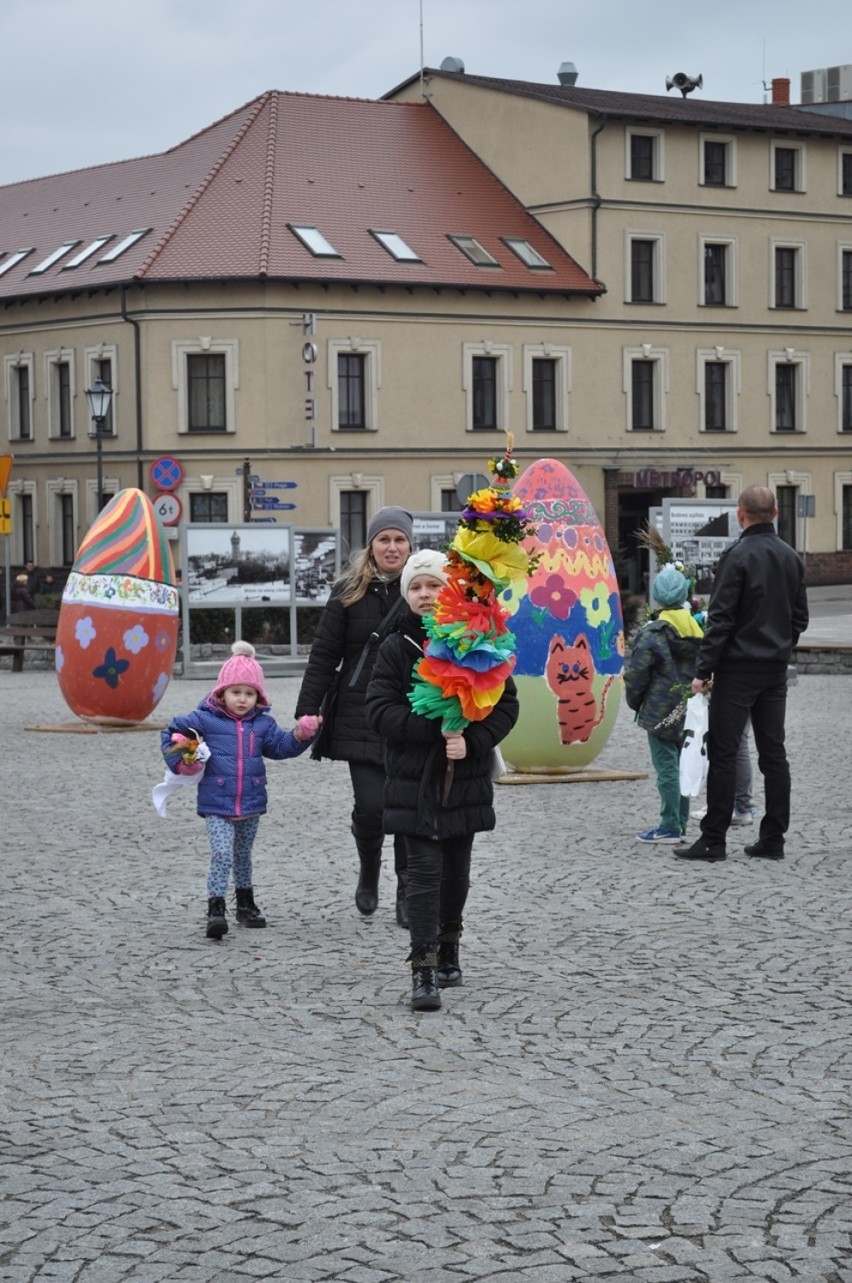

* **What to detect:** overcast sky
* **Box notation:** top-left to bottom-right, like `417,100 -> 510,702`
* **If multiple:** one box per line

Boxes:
1,0 -> 847,187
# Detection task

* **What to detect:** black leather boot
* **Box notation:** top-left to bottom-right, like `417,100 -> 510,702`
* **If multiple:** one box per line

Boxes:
206,896 -> 228,939
355,853 -> 381,915
437,920 -> 463,987
409,946 -> 441,1011
235,887 -> 266,928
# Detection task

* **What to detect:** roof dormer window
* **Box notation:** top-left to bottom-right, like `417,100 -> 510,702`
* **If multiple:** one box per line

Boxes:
501,237 -> 552,269
63,236 -> 113,269
449,234 -> 500,267
0,248 -> 34,278
97,228 -> 150,263
29,242 -> 80,275
369,229 -> 421,262
288,224 -> 342,257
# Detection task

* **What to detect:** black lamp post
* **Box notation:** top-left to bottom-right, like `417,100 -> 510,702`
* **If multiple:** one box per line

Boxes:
85,377 -> 115,512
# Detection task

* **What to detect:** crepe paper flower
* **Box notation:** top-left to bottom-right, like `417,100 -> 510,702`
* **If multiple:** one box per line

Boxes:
452,528 -> 531,590
92,647 -> 130,689
580,582 -> 612,629
529,573 -> 578,621
164,730 -> 203,767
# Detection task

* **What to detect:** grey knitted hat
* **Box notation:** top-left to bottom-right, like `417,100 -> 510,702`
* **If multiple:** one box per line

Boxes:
366,505 -> 414,547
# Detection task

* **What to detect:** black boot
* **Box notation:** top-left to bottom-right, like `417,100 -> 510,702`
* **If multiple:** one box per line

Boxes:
355,853 -> 381,916
206,896 -> 228,940
395,872 -> 409,929
235,887 -> 266,928
409,946 -> 441,1011
437,920 -> 463,987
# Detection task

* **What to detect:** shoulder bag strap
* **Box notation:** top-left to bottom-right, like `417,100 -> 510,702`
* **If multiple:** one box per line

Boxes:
347,592 -> 405,688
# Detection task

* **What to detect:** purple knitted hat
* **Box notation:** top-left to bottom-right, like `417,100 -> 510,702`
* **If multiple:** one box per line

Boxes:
213,641 -> 269,704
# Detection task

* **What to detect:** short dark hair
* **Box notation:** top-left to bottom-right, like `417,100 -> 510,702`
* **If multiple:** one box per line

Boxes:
738,485 -> 775,522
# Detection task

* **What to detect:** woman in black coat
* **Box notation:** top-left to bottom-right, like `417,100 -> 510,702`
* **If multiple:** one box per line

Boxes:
365,549 -> 519,1011
295,506 -> 413,925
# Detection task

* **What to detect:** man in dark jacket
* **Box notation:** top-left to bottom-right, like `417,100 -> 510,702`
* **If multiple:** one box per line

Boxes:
675,485 -> 809,863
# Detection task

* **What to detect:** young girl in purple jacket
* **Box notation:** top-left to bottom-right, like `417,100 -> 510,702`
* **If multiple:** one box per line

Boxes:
161,641 -> 320,939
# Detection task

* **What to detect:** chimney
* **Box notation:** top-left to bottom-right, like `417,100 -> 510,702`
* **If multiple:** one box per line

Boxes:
771,77 -> 791,106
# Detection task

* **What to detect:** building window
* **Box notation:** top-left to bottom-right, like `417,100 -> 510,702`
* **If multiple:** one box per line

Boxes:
337,353 -> 366,429
704,243 -> 728,305
771,142 -> 804,192
631,361 -> 654,430
770,241 -> 805,309
628,131 -> 662,181
769,350 -> 808,434
4,356 -> 34,442
840,151 -> 852,196
704,362 -> 727,431
60,493 -> 75,565
190,493 -> 228,522
463,342 -> 511,433
834,358 -> 852,432
19,492 -> 34,563
841,248 -> 852,311
843,485 -> 852,550
340,491 -> 368,558
56,361 -> 72,437
703,139 -> 728,187
624,347 -> 667,432
441,488 -> 463,512
45,350 -> 75,439
625,233 -> 664,303
532,358 -> 557,430
776,485 -> 797,548
697,348 -> 740,434
775,364 -> 797,431
92,356 -> 114,435
187,354 -> 226,432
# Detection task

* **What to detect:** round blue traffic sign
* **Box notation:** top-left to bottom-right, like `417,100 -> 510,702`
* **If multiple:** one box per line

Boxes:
150,456 -> 183,491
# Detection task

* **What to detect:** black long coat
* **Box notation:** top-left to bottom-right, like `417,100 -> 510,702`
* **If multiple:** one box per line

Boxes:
295,577 -> 403,764
365,606 -> 519,840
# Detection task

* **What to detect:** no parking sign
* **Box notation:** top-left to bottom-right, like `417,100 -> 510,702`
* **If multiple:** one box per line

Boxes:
150,456 -> 183,491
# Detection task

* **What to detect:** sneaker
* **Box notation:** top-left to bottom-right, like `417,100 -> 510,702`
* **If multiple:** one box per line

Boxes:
636,826 -> 682,844
731,806 -> 756,826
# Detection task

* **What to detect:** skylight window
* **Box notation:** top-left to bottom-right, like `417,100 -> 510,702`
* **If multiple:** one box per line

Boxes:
62,236 -> 113,269
288,224 -> 341,257
97,228 -> 151,263
502,237 -> 552,269
369,230 -> 421,262
449,234 -> 500,267
0,248 -> 34,278
29,242 -> 80,275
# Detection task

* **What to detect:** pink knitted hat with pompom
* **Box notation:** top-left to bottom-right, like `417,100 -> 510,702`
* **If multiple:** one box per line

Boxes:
213,641 -> 269,705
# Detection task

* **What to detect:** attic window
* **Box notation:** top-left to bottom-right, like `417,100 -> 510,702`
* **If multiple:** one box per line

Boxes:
502,237 -> 552,270
449,235 -> 500,267
63,236 -> 113,269
369,230 -> 421,262
97,228 -> 151,263
288,224 -> 341,257
0,248 -> 34,278
29,242 -> 80,275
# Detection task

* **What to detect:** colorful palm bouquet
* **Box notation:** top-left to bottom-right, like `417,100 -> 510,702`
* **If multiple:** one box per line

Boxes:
408,435 -> 538,732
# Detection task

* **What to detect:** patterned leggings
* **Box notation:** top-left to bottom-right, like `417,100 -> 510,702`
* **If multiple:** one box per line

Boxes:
205,815 -> 261,897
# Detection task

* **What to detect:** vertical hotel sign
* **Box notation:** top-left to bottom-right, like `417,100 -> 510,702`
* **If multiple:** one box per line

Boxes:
0,454 -> 12,535
302,313 -> 318,446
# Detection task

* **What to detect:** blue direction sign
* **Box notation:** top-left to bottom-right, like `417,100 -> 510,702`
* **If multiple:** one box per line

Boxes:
252,497 -> 297,510
254,480 -> 297,490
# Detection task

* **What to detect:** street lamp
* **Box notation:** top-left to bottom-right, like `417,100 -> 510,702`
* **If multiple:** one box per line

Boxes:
85,377 -> 114,512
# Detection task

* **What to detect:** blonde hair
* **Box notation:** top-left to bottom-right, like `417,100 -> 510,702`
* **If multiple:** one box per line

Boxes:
336,547 -> 382,607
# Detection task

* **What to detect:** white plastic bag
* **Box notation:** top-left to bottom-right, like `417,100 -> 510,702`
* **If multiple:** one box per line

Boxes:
679,693 -> 709,797
490,745 -> 508,780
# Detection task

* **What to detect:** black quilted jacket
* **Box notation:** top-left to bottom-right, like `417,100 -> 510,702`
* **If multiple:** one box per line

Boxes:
364,606 -> 519,840
295,577 -> 403,764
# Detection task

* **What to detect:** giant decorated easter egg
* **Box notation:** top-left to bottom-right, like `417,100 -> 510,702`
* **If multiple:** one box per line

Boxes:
56,489 -> 180,724
499,458 -> 624,770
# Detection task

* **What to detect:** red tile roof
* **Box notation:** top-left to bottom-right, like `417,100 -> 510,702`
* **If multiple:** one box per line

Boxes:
0,92 -> 600,301
388,69 -> 852,140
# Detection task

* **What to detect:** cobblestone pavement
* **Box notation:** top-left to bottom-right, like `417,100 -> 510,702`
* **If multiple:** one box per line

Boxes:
2,670 -> 852,1283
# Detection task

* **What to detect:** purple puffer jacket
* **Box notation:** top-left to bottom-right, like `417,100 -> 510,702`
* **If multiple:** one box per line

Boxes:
161,695 -> 309,819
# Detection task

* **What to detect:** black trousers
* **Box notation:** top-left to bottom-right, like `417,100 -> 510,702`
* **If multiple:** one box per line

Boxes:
404,832 -> 473,951
348,761 -> 406,874
701,665 -> 790,848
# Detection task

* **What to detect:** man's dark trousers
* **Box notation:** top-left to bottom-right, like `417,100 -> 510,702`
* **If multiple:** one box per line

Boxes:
701,663 -> 790,850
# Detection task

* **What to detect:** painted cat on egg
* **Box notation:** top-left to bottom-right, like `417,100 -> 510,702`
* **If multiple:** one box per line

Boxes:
498,458 -> 624,771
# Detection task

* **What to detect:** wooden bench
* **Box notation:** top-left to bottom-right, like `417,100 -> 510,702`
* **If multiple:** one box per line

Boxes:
0,609 -> 59,672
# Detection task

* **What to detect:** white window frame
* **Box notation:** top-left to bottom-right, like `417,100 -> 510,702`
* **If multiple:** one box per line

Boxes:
327,338 -> 381,434
328,473 -> 384,527
5,478 -> 37,563
770,140 -> 806,193
462,341 -> 512,433
625,127 -> 665,181
696,347 -> 742,434
625,232 -> 666,304
522,343 -> 571,433
84,344 -> 119,436
698,235 -> 738,307
768,349 -> 810,434
4,352 -> 35,442
171,337 -> 239,435
834,470 -> 852,548
622,345 -> 669,432
833,354 -> 852,433
769,239 -> 807,310
44,347 -> 76,440
699,132 -> 737,188
46,477 -> 79,566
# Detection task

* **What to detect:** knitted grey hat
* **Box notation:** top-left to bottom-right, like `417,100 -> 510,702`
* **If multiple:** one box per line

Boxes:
366,505 -> 414,547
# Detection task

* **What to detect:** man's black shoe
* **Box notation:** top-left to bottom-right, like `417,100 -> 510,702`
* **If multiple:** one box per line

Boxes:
744,839 -> 785,860
674,838 -> 726,863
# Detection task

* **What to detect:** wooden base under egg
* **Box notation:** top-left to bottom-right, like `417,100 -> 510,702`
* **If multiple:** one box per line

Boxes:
497,767 -> 647,784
